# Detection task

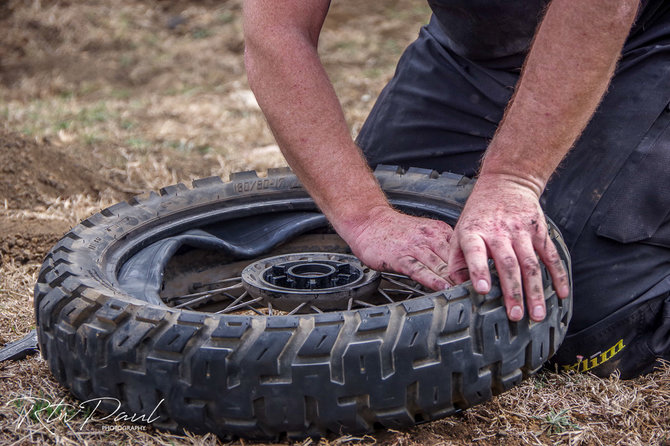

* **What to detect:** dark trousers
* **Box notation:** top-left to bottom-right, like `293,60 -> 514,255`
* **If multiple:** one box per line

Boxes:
356,13 -> 670,378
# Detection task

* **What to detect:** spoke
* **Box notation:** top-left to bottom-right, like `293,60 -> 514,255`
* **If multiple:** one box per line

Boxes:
192,277 -> 242,290
347,298 -> 353,311
381,288 -> 416,294
381,272 -> 412,279
165,282 -> 244,302
287,302 -> 307,315
310,305 -> 323,314
214,291 -> 249,314
268,302 -> 273,316
353,299 -> 376,308
221,292 -> 239,301
172,288 -> 242,309
174,293 -> 215,309
381,276 -> 427,295
244,303 -> 264,315
378,288 -> 395,304
217,296 -> 264,314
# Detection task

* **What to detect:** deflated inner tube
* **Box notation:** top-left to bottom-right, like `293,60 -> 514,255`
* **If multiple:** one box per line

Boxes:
34,165 -> 572,440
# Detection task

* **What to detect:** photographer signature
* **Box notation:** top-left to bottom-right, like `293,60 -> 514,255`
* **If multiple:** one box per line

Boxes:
6,396 -> 164,431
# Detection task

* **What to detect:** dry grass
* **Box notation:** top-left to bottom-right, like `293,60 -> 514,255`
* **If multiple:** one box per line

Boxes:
1,0 -> 425,186
0,262 -> 38,346
1,1 -> 669,445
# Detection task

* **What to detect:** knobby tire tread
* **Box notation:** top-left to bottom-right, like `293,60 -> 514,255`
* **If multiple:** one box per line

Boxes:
34,166 -> 571,440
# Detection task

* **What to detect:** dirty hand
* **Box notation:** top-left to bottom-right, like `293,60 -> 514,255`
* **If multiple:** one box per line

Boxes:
447,174 -> 570,322
346,206 -> 454,291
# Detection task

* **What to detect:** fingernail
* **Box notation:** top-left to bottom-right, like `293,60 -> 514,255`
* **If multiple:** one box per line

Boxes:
476,279 -> 488,293
510,306 -> 523,320
532,305 -> 545,320
561,284 -> 570,297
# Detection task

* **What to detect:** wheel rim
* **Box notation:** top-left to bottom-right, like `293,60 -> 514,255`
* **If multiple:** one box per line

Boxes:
159,240 -> 430,315
109,196 -> 459,315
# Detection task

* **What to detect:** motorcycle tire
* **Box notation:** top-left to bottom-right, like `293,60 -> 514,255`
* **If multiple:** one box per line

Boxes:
34,165 -> 572,440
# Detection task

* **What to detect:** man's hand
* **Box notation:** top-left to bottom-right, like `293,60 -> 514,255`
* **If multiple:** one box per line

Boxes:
447,174 -> 570,321
346,206 -> 453,291
440,0 -> 638,321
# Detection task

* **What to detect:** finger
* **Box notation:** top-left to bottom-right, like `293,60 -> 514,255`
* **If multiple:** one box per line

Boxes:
446,247 -> 469,284
416,220 -> 453,264
408,221 -> 452,286
532,224 -> 570,299
395,255 -> 449,291
513,236 -> 545,321
430,236 -> 452,267
456,232 -> 491,294
488,239 -> 524,321
411,245 -> 450,280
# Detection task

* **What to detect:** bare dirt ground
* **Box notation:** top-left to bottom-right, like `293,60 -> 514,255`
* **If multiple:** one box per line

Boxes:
0,1 -> 669,445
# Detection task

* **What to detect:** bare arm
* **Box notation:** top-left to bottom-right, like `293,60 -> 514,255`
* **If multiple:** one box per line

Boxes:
244,0 -> 639,322
244,0 -> 380,223
447,0 -> 640,320
244,0 -> 454,290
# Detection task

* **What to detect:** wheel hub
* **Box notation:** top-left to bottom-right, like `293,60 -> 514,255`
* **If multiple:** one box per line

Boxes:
241,253 -> 381,312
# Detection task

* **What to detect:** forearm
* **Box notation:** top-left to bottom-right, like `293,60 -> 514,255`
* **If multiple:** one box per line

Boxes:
243,1 -> 457,290
481,0 -> 640,195
243,1 -> 389,241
